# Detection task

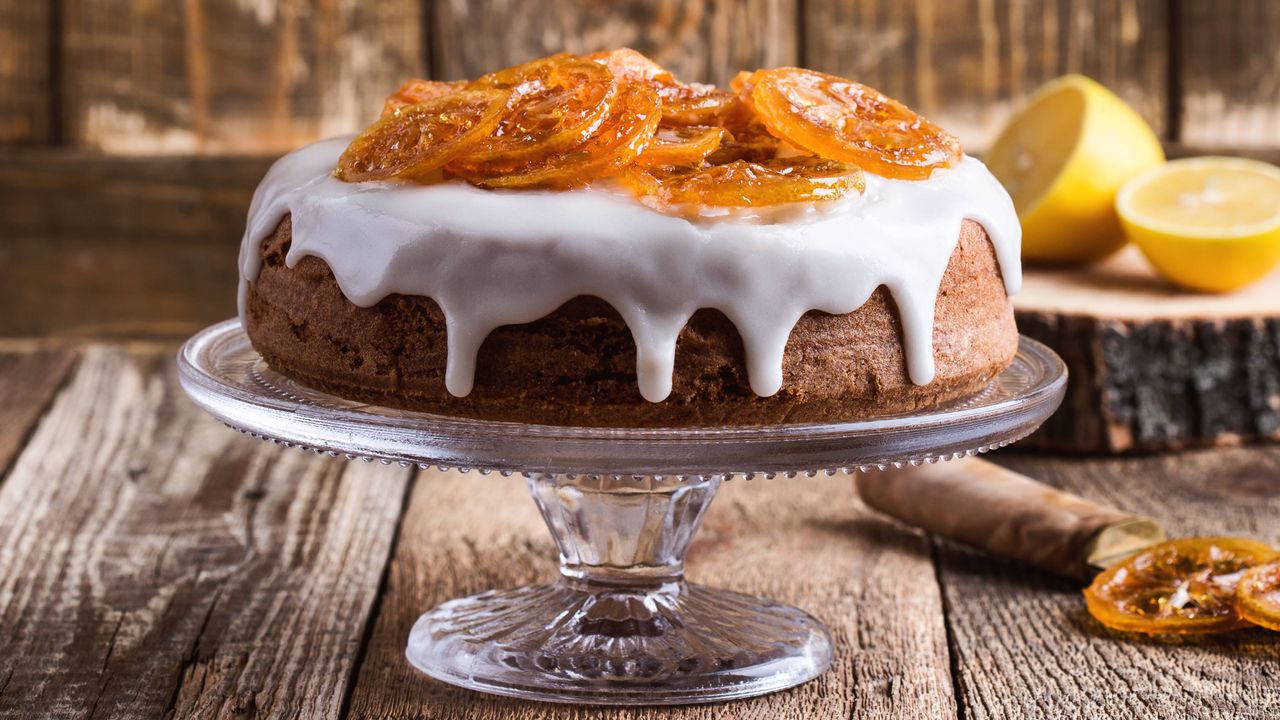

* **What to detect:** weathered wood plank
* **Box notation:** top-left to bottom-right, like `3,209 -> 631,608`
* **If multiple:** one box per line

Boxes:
0,346 -> 76,476
347,469 -> 956,718
939,449 -> 1280,720
0,346 -> 412,718
0,0 -> 53,143
804,0 -> 1168,150
62,0 -> 425,153
431,0 -> 797,86
0,150 -> 271,337
1178,0 -> 1280,147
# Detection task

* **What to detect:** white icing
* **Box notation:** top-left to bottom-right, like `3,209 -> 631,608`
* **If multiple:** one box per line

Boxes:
239,135 -> 1021,402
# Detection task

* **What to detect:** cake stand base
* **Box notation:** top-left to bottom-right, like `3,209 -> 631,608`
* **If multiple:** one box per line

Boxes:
179,322 -> 1068,705
404,473 -> 832,705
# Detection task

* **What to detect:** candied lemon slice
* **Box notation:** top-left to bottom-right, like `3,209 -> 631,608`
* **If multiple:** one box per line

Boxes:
1083,537 -> 1279,635
456,82 -> 661,189
1236,559 -> 1280,631
636,125 -> 727,168
750,67 -> 961,180
451,57 -> 618,174
336,88 -> 509,182
624,156 -> 864,209
585,49 -> 744,128
1116,157 -> 1280,292
987,74 -> 1165,264
381,78 -> 464,116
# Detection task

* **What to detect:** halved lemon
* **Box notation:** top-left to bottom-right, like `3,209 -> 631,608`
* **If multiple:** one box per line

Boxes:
1116,157 -> 1280,292
987,75 -> 1165,264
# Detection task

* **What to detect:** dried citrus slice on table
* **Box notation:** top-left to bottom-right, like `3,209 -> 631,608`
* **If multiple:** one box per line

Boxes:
749,67 -> 961,179
381,78 -> 464,116
450,57 -> 619,176
335,88 -> 509,182
986,74 -> 1165,264
624,156 -> 864,209
1235,558 -> 1280,631
1083,537 -> 1279,635
456,82 -> 662,189
1116,157 -> 1280,292
636,125 -> 728,167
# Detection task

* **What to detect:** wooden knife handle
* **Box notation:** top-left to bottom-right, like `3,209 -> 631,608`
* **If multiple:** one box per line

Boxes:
855,457 -> 1164,580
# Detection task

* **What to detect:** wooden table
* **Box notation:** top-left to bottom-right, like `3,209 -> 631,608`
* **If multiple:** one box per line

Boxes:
1,340 -> 1279,719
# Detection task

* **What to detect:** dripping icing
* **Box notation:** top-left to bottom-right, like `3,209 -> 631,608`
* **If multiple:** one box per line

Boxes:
238,135 -> 1022,402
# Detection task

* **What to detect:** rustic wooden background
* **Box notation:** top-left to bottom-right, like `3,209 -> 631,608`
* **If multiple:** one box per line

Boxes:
2,0 -> 1279,337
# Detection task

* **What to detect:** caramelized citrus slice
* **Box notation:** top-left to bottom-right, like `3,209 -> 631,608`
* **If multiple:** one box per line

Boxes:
661,88 -> 744,127
636,125 -> 728,168
452,56 -> 618,174
336,88 -> 509,182
584,48 -> 679,90
625,156 -> 864,208
381,78 -> 465,116
705,122 -> 783,164
1083,537 -> 1279,635
1236,558 -> 1280,631
586,49 -> 745,128
751,67 -> 961,179
455,82 -> 661,189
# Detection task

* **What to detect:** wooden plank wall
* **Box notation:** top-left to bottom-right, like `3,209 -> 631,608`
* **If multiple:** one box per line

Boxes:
1,0 -> 1279,337
8,0 -> 1279,156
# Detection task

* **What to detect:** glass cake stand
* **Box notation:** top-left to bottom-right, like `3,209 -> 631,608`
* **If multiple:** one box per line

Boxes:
178,319 -> 1066,705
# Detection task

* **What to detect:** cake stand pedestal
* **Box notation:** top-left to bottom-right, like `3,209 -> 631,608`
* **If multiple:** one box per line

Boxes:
178,320 -> 1066,705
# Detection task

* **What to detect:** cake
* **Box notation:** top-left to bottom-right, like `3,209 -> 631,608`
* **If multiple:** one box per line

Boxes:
238,51 -> 1022,427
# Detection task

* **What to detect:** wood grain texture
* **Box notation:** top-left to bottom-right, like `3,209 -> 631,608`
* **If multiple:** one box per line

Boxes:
804,0 -> 1168,150
0,0 -> 53,143
347,469 -> 957,719
938,450 -> 1280,720
0,346 -> 76,476
62,0 -> 425,153
1015,247 -> 1280,453
0,346 -> 412,718
1178,0 -> 1280,147
431,0 -> 797,86
0,150 -> 271,337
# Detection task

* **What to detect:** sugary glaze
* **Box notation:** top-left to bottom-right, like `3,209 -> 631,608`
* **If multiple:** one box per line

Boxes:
239,135 -> 1021,402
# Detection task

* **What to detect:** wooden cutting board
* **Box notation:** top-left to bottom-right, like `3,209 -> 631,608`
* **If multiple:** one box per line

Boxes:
1014,246 -> 1280,453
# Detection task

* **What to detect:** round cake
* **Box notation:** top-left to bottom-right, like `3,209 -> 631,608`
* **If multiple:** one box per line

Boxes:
238,52 -> 1022,428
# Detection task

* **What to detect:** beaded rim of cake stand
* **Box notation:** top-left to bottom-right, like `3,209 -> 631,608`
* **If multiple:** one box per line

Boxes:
219,421 -> 1035,480
179,319 -> 1067,478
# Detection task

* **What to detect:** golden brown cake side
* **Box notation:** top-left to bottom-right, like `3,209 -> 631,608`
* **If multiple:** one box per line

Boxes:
244,216 -> 1017,427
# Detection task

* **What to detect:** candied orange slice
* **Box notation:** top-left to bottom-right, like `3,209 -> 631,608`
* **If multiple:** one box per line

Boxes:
455,82 -> 661,189
449,56 -> 618,176
1083,536 -> 1279,635
1236,558 -> 1280,631
586,49 -> 745,128
381,78 -> 465,116
705,122 -> 784,164
661,88 -> 744,127
636,125 -> 728,168
624,156 -> 864,208
336,88 -> 509,182
584,48 -> 678,89
751,67 -> 961,179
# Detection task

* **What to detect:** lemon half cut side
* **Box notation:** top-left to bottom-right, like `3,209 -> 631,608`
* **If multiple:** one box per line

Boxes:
987,75 -> 1165,264
1116,156 -> 1280,293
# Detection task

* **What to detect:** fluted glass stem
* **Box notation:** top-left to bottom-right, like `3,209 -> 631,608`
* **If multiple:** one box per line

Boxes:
528,474 -> 721,588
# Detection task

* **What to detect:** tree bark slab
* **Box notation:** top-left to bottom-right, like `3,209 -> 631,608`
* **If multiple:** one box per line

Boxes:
1015,247 -> 1280,453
